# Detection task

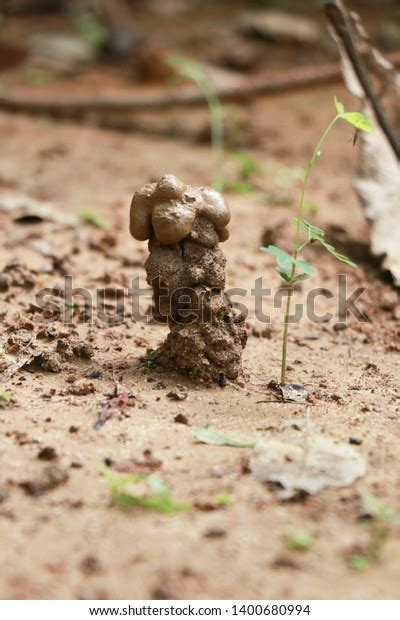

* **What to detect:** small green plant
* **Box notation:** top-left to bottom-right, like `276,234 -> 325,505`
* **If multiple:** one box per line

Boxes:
261,97 -> 373,385
348,494 -> 399,570
215,492 -> 233,506
284,528 -> 314,551
167,54 -> 224,191
223,150 -> 263,194
78,208 -> 107,229
77,13 -> 108,49
101,466 -> 191,514
0,390 -> 12,403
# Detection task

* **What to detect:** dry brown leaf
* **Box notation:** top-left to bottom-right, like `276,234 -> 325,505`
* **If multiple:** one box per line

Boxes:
250,429 -> 367,499
327,1 -> 400,285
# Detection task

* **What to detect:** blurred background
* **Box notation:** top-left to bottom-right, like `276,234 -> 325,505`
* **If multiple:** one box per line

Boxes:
1,1 -> 399,121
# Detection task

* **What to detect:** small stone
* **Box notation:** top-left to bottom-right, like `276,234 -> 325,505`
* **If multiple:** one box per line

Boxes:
80,556 -> 101,575
349,437 -> 363,445
37,446 -> 57,461
73,341 -> 94,359
0,274 -> 11,292
203,527 -> 227,539
167,386 -> 188,401
380,290 -> 398,311
333,322 -> 347,332
68,379 -> 96,396
174,413 -> 189,425
20,466 -> 68,496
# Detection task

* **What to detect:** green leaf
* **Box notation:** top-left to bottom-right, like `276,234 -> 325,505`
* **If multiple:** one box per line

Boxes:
296,218 -> 325,241
334,96 -> 345,115
297,218 -> 357,268
295,259 -> 315,276
361,494 -> 396,523
284,529 -> 314,551
78,209 -> 107,229
101,467 -> 191,514
261,245 -> 316,283
348,554 -> 370,571
260,246 -> 292,271
215,492 -> 232,506
195,427 -> 254,448
276,267 -> 293,283
0,390 -> 12,403
340,112 -> 374,133
318,239 -> 357,268
233,150 -> 263,179
147,476 -> 170,500
113,492 -> 191,513
77,13 -> 108,49
101,466 -> 144,492
293,272 -> 312,283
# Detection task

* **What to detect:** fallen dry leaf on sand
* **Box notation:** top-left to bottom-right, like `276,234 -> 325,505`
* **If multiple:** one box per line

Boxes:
327,0 -> 400,285
250,428 -> 367,499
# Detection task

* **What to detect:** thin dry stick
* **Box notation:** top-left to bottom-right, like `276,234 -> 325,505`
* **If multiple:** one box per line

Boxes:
1,52 -> 400,120
325,0 -> 400,160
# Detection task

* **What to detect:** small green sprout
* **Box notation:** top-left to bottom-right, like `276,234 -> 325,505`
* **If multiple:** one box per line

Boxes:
348,494 -> 398,570
261,97 -> 373,385
101,466 -> 191,514
215,492 -> 233,506
77,13 -> 108,49
0,390 -> 12,403
348,554 -> 370,571
223,151 -> 264,194
284,529 -> 314,551
167,54 -> 224,191
78,208 -> 108,229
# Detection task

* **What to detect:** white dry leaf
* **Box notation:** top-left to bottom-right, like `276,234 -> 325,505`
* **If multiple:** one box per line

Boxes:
327,2 -> 400,285
250,430 -> 367,499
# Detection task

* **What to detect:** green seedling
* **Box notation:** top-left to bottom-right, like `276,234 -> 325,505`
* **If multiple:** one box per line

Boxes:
101,466 -> 191,514
348,494 -> 399,570
284,528 -> 314,551
215,492 -> 233,506
0,390 -> 12,403
223,150 -> 264,194
77,13 -> 108,49
261,97 -> 373,385
78,208 -> 107,229
167,54 -> 224,191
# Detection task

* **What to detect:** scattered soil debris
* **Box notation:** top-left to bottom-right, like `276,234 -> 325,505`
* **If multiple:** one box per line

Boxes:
167,385 -> 188,401
20,466 -> 69,496
280,384 -> 310,404
94,382 -> 134,430
174,413 -> 189,425
37,446 -> 58,461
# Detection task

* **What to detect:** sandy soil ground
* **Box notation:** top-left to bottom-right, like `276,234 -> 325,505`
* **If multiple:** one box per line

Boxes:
0,83 -> 399,600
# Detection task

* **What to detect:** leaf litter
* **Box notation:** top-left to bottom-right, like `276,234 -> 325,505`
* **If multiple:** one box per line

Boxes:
195,427 -> 255,448
250,426 -> 367,499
